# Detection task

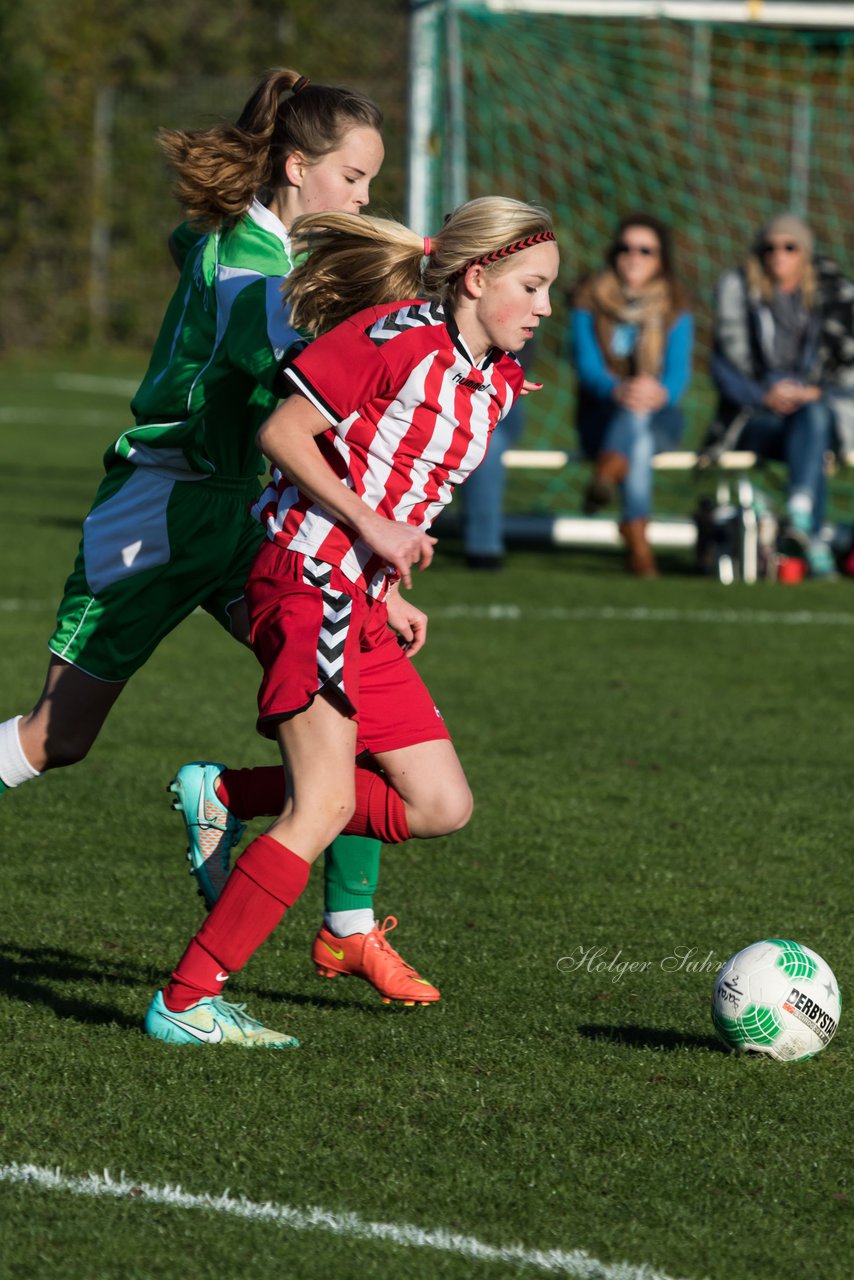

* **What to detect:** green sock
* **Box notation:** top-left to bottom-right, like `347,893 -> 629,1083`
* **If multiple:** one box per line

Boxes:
0,779 -> 8,796
323,835 -> 381,913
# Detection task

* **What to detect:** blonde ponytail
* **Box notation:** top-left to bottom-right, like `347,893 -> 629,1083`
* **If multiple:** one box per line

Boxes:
287,196 -> 554,335
287,214 -> 425,334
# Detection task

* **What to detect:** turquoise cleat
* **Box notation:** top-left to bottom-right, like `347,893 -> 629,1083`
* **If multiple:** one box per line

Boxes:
144,991 -> 299,1048
806,538 -> 837,580
168,761 -> 246,908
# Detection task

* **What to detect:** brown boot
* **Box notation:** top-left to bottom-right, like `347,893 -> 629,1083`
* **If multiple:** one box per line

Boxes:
583,450 -> 629,514
619,518 -> 658,578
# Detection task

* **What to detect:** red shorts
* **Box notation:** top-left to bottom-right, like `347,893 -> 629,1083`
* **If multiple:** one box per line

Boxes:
245,542 -> 450,753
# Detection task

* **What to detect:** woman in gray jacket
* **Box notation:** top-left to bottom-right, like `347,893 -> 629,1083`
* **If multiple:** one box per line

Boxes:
710,212 -> 854,578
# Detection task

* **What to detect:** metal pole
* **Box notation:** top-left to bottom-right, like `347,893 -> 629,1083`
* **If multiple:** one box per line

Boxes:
446,0 -> 468,209
690,21 -> 710,107
89,84 -> 115,343
789,86 -> 811,217
407,1 -> 445,233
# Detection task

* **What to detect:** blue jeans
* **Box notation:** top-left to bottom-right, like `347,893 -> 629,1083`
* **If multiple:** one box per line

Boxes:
462,402 -> 525,556
733,400 -> 833,531
578,401 -> 685,522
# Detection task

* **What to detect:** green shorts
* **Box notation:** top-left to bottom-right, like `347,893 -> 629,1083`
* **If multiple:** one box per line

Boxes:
49,463 -> 265,681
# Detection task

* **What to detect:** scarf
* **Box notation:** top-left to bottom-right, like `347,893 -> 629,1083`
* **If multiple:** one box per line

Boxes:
576,269 -> 676,379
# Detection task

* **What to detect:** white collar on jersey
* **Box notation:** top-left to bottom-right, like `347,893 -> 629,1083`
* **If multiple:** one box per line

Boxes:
246,198 -> 293,255
445,309 -> 499,369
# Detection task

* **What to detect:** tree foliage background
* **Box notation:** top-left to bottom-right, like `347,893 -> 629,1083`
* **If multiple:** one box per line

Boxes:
0,0 -> 409,350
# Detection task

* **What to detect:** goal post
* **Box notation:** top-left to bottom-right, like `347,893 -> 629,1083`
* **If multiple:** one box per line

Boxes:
406,0 -> 854,520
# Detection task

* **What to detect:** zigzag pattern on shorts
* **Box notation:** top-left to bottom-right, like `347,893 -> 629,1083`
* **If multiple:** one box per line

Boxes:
367,299 -> 445,346
452,230 -> 556,279
303,557 -> 352,699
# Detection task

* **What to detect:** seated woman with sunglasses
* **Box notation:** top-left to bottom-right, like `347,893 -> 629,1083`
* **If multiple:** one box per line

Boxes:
710,213 -> 854,579
570,214 -> 693,576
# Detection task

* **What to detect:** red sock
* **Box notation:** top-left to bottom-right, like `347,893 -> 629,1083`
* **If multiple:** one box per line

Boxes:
163,938 -> 229,1012
342,766 -> 411,844
163,834 -> 310,1011
215,766 -> 286,819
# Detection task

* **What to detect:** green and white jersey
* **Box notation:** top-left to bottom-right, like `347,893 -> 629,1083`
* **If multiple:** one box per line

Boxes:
113,200 -> 302,479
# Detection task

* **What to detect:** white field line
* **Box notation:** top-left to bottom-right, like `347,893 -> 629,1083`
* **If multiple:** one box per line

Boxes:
430,604 -> 854,627
53,373 -> 139,396
0,1162 -> 692,1280
0,407 -> 120,427
4,599 -> 854,629
0,371 -> 136,428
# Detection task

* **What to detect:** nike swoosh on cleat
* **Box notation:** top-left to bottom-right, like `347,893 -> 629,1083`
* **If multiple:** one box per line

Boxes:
320,940 -> 345,961
159,1011 -> 224,1044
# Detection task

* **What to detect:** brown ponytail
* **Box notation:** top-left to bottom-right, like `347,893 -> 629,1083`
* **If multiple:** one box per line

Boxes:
158,68 -> 382,231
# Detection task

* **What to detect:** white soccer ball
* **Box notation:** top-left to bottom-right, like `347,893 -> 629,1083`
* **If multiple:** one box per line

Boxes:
711,939 -> 841,1061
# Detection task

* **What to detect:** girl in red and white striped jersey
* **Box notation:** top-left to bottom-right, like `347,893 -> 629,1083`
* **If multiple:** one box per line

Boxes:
145,197 -> 559,1048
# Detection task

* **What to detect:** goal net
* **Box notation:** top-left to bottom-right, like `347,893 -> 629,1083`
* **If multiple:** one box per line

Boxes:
407,1 -> 854,519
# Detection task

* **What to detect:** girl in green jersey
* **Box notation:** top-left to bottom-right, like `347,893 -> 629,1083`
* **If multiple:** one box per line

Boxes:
0,69 -> 437,1005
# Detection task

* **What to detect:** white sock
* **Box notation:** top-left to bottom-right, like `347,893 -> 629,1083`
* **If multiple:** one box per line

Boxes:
0,716 -> 41,788
323,908 -> 376,938
788,491 -> 813,518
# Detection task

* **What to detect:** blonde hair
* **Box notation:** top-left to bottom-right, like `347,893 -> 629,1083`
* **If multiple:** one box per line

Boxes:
158,68 -> 382,231
747,254 -> 816,310
286,196 -> 554,335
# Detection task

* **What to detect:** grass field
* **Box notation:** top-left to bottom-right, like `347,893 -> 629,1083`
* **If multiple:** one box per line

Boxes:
0,353 -> 851,1280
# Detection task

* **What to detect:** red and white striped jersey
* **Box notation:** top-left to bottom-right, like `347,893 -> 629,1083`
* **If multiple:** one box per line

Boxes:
251,298 -> 524,598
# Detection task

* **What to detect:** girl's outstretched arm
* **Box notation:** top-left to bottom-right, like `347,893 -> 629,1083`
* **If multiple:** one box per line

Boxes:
257,395 -> 436,588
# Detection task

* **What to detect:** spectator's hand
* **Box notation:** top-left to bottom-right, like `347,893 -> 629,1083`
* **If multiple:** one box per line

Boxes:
632,374 -> 669,412
764,382 -> 807,415
786,383 -> 821,407
613,380 -> 635,409
386,585 -> 428,657
615,376 -> 668,413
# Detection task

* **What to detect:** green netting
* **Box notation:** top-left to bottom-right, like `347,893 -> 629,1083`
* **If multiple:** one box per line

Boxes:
423,7 -> 854,520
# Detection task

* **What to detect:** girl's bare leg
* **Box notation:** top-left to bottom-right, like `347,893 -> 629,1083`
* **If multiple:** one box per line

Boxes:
266,692 -> 359,861
372,739 -> 473,838
18,656 -> 126,772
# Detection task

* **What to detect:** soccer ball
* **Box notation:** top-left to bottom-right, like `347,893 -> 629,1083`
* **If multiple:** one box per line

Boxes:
712,939 -> 841,1061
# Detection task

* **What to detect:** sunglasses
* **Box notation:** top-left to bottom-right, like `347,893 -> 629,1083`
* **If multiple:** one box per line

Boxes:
616,242 -> 658,257
762,241 -> 800,254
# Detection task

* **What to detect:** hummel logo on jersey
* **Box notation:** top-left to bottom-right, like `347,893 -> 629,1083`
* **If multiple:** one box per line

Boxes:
159,1010 -> 224,1044
452,373 -> 487,392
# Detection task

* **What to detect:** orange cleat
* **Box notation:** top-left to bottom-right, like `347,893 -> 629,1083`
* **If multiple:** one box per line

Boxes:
312,916 -> 440,1005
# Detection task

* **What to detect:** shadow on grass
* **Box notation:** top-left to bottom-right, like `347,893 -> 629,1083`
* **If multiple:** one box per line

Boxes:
0,942 -> 390,1026
0,513 -> 86,533
578,1022 -> 724,1053
246,981 -> 406,1016
0,942 -> 145,1030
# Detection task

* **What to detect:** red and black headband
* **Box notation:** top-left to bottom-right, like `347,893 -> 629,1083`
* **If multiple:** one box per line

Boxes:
450,230 -> 556,279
